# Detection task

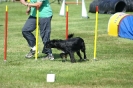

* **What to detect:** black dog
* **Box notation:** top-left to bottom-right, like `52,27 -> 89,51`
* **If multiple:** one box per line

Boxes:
45,34 -> 87,63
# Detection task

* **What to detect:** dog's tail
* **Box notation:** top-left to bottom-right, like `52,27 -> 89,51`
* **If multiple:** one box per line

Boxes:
68,34 -> 74,39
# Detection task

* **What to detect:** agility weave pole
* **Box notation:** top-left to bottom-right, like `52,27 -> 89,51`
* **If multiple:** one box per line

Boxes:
94,6 -> 98,60
27,0 -> 30,2
66,5 -> 68,39
35,6 -> 39,60
63,0 -> 88,39
4,5 -> 8,61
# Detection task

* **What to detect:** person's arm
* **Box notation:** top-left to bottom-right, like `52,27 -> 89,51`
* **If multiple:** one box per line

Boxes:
20,0 -> 42,7
20,0 -> 28,6
26,6 -> 31,15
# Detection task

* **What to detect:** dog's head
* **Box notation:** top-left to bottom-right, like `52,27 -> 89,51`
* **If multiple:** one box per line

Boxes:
45,40 -> 58,48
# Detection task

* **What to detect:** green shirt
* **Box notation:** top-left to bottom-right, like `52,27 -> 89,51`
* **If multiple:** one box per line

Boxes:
30,0 -> 53,17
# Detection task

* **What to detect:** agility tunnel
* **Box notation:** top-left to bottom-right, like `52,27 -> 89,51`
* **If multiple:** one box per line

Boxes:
89,0 -> 133,14
108,12 -> 133,40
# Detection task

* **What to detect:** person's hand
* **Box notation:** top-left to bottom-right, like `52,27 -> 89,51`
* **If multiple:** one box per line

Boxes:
26,7 -> 31,15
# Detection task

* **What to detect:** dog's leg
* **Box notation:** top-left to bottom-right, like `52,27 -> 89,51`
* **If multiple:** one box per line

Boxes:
84,52 -> 87,60
76,51 -> 83,62
64,53 -> 68,61
80,42 -> 87,61
81,48 -> 87,61
69,52 -> 76,63
60,53 -> 68,62
83,50 -> 87,60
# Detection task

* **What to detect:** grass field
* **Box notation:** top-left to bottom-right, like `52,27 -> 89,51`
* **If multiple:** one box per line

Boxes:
0,0 -> 133,88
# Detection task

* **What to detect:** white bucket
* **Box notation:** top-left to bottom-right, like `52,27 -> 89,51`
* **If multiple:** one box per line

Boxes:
46,74 -> 55,82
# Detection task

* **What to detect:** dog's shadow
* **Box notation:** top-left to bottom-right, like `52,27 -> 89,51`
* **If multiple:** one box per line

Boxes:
37,53 -> 89,63
53,54 -> 89,63
51,53 -> 62,61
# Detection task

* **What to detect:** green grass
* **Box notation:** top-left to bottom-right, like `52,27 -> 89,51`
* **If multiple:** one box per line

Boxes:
0,0 -> 133,88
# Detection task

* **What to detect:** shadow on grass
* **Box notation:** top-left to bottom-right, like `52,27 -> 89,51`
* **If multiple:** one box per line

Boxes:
4,53 -> 89,65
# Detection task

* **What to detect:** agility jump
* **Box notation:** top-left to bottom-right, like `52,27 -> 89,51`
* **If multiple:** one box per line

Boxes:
59,0 -> 88,18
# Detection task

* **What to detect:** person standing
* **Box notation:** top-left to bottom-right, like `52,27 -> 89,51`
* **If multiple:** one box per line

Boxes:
20,0 -> 54,60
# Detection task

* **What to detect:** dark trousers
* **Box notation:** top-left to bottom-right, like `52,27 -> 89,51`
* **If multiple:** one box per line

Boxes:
22,16 -> 52,54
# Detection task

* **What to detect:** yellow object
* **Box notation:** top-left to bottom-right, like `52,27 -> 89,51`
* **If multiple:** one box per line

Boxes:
6,5 -> 8,11
27,0 -> 30,2
94,7 -> 98,60
108,12 -> 129,36
35,7 -> 39,60
66,5 -> 68,12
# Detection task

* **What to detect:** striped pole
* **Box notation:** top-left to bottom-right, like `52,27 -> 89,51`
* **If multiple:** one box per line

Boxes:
66,5 -> 68,39
94,6 -> 98,60
4,5 -> 8,61
35,6 -> 39,60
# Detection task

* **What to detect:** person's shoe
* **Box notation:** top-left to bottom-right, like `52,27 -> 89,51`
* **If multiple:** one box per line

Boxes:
25,49 -> 35,58
42,54 -> 54,60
